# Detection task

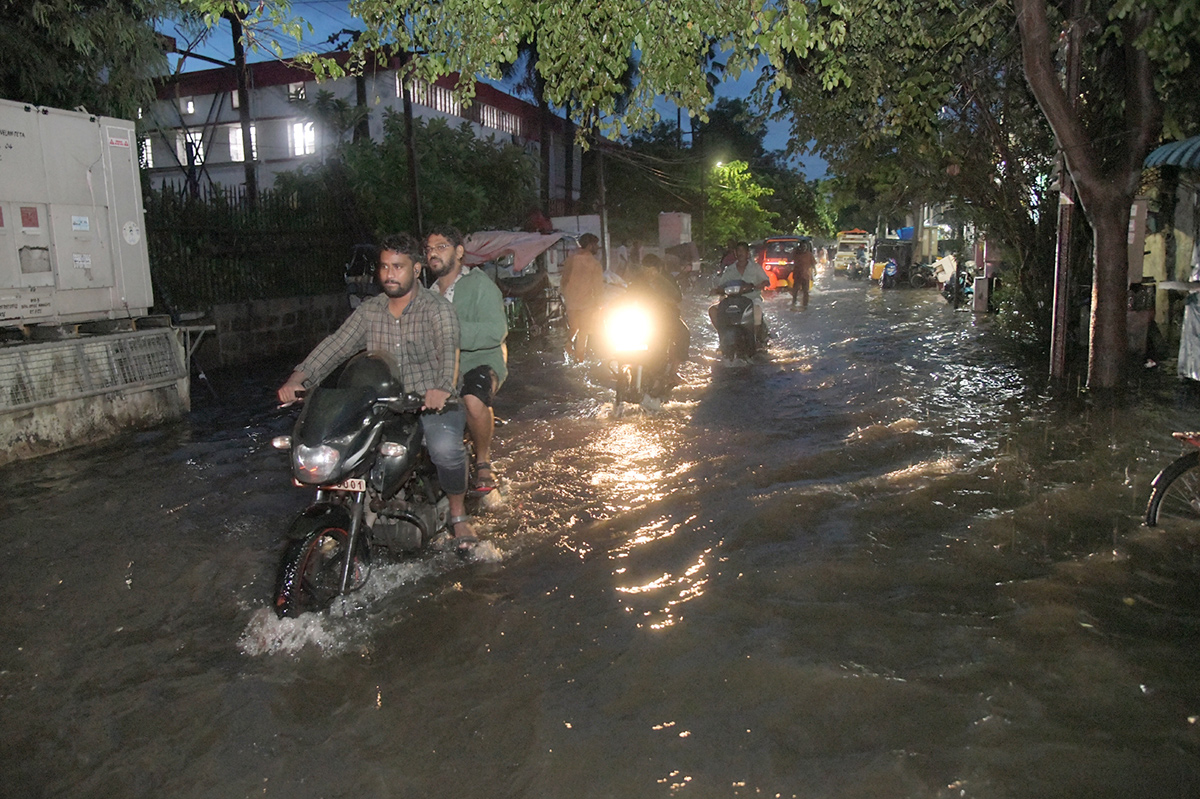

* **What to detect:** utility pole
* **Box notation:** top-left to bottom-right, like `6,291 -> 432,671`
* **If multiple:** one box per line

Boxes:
1049,1 -> 1082,381
224,10 -> 258,205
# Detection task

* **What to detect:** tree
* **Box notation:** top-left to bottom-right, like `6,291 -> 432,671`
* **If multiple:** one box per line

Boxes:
0,0 -> 172,118
1013,0 -> 1199,388
176,0 -> 1198,387
276,113 -> 538,238
705,160 -> 778,245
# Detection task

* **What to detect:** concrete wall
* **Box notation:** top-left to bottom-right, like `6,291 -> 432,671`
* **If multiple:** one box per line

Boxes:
0,328 -> 188,465
0,384 -> 186,465
205,293 -> 350,366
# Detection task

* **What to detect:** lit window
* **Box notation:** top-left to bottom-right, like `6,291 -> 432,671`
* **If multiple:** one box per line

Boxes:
231,91 -> 239,109
288,82 -> 306,102
175,132 -> 205,165
180,96 -> 195,115
290,121 -> 315,156
139,138 -> 153,169
407,80 -> 461,117
228,125 -> 257,162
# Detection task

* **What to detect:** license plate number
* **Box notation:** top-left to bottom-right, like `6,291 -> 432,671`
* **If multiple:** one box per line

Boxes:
326,478 -> 366,492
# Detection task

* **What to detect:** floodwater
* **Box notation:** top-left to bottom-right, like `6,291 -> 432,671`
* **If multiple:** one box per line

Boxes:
4,269 -> 1200,799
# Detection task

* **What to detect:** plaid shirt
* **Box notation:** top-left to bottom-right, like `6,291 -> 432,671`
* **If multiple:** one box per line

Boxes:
297,286 -> 460,396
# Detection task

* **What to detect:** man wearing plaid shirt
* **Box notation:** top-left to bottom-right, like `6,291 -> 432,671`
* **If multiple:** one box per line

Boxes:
277,233 -> 477,550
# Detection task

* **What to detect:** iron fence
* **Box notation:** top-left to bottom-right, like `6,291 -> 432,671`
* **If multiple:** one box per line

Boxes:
145,184 -> 355,314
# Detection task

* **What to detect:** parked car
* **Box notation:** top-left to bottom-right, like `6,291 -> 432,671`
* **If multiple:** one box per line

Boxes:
753,235 -> 810,290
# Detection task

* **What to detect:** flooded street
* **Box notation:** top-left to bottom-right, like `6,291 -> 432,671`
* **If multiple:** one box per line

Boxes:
5,270 -> 1200,798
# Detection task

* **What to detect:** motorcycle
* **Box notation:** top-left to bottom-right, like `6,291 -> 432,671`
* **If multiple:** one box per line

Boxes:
941,258 -> 976,307
908,262 -> 936,289
879,258 -> 900,289
600,293 -> 687,415
709,280 -> 763,360
270,352 -> 454,618
846,255 -> 868,281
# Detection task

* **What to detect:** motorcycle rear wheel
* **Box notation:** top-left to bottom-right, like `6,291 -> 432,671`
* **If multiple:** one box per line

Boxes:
274,526 -> 370,618
910,271 -> 929,289
1145,451 -> 1200,527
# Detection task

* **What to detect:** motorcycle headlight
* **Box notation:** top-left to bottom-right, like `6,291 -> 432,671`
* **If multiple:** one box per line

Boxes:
723,283 -> 741,296
604,304 -> 653,353
294,443 -> 341,483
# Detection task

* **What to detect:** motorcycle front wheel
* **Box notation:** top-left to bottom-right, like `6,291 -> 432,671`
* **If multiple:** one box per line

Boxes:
910,270 -> 929,289
274,526 -> 370,618
1145,451 -> 1200,527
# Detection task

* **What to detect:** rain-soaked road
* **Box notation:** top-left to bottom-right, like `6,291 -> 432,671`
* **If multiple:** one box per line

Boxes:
4,268 -> 1200,798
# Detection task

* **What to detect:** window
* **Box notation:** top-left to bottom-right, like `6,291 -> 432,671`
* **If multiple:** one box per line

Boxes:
231,91 -> 239,109
228,125 -> 257,162
175,131 -> 205,165
478,104 -> 522,137
180,96 -> 195,115
288,82 -> 306,102
407,79 -> 461,117
290,121 -> 315,156
139,138 -> 153,169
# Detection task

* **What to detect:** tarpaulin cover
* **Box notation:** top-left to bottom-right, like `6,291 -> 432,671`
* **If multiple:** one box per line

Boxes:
462,231 -> 567,274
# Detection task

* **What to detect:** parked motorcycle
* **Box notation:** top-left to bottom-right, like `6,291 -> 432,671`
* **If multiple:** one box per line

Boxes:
941,258 -> 976,307
709,280 -> 763,360
879,258 -> 900,289
270,352 -> 453,618
908,262 -> 936,289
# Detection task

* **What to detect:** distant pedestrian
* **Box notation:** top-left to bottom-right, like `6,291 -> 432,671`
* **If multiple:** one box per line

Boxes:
791,240 -> 815,309
560,233 -> 605,359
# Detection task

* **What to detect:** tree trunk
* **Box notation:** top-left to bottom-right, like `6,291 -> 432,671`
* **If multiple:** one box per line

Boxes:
1086,191 -> 1131,388
1014,0 -> 1162,389
224,11 -> 257,205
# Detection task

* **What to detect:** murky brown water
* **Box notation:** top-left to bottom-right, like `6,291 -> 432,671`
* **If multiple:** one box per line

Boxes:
4,270 -> 1200,798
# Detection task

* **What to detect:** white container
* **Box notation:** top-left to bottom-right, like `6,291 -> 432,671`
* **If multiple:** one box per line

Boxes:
0,99 -> 153,326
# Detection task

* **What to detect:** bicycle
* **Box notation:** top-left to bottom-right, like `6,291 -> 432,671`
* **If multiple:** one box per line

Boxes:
1145,432 -> 1200,526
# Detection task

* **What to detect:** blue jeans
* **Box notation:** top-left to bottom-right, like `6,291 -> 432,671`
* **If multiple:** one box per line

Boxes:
420,407 -> 468,495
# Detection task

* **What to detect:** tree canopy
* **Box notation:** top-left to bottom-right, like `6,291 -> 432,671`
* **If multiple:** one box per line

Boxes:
0,0 -> 172,118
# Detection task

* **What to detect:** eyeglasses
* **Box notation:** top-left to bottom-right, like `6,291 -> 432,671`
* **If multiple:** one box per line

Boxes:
425,242 -> 452,255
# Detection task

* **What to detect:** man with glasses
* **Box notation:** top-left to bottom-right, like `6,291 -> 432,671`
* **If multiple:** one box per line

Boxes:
277,232 -> 478,552
425,225 -> 508,495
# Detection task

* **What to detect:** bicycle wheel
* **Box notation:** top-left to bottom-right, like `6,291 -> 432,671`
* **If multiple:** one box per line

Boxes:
1145,450 -> 1200,526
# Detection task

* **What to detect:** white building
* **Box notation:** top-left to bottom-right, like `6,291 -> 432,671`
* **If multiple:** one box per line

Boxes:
144,54 -> 581,213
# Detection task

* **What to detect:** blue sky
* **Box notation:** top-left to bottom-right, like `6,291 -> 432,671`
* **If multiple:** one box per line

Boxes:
161,3 -> 825,178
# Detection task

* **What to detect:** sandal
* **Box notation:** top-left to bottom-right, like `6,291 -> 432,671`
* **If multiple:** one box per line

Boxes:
471,461 -> 497,493
447,514 -> 478,556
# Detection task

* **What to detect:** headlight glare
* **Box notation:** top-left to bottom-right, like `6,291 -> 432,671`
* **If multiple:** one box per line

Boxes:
605,304 -> 653,353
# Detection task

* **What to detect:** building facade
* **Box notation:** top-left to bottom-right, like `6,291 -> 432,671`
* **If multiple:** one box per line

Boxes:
145,55 -> 581,215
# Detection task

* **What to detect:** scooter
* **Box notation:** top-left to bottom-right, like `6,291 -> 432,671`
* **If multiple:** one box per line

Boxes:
600,294 -> 687,415
879,258 -> 900,289
270,352 -> 453,618
709,280 -> 763,360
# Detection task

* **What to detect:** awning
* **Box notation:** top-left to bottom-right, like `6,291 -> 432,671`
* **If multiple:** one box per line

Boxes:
1144,135 -> 1200,169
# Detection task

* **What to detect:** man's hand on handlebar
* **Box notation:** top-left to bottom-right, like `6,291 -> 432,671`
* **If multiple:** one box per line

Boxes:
277,372 -> 307,406
423,388 -> 451,412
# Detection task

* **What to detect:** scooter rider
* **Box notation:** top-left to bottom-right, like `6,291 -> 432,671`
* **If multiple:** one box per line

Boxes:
714,241 -> 770,342
277,233 -> 479,552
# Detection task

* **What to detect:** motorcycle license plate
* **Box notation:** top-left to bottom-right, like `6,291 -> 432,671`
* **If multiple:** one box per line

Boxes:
325,478 -> 366,492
